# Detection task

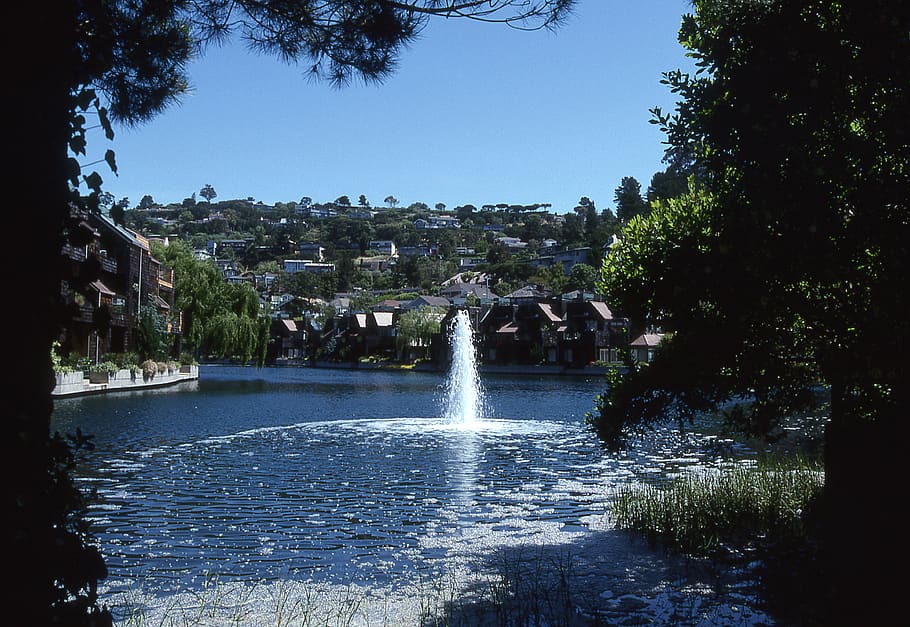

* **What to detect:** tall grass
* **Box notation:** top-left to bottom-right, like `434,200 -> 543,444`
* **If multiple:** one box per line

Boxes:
612,455 -> 824,556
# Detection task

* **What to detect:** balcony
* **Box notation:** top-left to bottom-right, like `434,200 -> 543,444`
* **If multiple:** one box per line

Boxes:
98,254 -> 118,273
61,243 -> 87,262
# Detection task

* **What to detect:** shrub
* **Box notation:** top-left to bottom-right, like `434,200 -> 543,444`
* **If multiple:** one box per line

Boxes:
51,342 -> 74,374
141,359 -> 158,380
179,351 -> 198,366
106,352 -> 140,369
156,361 -> 167,374
89,361 -> 118,375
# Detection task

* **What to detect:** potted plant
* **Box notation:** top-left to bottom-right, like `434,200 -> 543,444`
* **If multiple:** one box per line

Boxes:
88,361 -> 118,384
140,359 -> 158,381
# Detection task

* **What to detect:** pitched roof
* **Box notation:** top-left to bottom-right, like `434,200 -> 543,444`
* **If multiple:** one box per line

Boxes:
537,302 -> 562,323
630,333 -> 664,347
506,285 -> 549,300
281,319 -> 298,332
405,295 -> 450,309
497,321 -> 520,334
371,311 -> 394,327
89,279 -> 115,296
588,301 -> 613,321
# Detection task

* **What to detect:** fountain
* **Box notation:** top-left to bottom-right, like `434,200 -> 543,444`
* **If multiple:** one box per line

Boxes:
442,309 -> 486,426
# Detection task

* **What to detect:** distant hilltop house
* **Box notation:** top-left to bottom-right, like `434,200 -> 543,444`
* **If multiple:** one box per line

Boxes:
217,238 -> 253,254
368,240 -> 397,256
414,215 -> 461,229
298,242 -> 325,261
439,282 -> 496,305
398,244 -> 438,258
282,259 -> 336,274
494,236 -> 528,250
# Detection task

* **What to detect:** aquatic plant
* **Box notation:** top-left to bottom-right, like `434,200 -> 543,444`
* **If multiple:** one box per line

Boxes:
612,455 -> 824,555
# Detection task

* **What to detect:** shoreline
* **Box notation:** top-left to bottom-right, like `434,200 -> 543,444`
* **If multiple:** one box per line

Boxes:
208,359 -> 617,378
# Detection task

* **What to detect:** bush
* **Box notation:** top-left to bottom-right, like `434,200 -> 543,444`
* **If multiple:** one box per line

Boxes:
179,351 -> 198,366
106,352 -> 140,369
89,361 -> 118,375
141,359 -> 158,380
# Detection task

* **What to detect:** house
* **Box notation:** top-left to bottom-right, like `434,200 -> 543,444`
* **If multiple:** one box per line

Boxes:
266,318 -> 308,362
365,310 -> 397,358
402,295 -> 451,310
503,285 -> 551,305
398,244 -> 437,258
217,238 -> 252,255
457,257 -> 486,269
414,215 -> 461,229
58,206 -> 181,362
630,332 -> 664,363
553,247 -> 593,274
560,297 -> 628,367
495,236 -> 528,250
478,303 -> 547,364
368,240 -> 397,256
439,282 -> 496,306
282,259 -> 335,274
298,242 -> 325,261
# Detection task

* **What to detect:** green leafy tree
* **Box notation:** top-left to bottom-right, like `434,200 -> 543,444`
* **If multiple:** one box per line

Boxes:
566,263 -> 598,294
396,306 -> 444,360
199,183 -> 217,202
614,176 -> 648,223
135,305 -> 171,360
596,2 -> 909,622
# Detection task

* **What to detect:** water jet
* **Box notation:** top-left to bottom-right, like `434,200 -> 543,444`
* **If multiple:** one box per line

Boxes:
442,309 -> 486,426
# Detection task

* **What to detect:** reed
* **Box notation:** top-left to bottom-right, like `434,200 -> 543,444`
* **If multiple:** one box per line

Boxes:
611,455 -> 824,555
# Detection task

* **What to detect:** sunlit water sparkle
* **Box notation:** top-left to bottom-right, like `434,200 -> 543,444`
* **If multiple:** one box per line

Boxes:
53,366 -> 771,625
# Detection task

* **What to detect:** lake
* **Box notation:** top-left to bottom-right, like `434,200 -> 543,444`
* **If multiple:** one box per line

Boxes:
52,365 -> 772,625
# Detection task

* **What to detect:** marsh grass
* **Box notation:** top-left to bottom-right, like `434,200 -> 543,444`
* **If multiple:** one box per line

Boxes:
611,455 -> 824,556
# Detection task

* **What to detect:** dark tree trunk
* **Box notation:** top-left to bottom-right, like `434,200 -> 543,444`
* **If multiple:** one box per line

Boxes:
4,4 -> 102,623
822,379 -> 909,625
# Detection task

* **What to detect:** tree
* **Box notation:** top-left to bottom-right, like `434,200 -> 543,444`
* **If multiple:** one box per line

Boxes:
135,304 -> 171,360
595,2 -> 909,623
384,195 -> 399,208
646,164 -> 688,205
566,263 -> 598,294
335,195 -> 351,207
358,194 -> 369,207
14,1 -> 575,622
396,306 -> 445,361
614,176 -> 648,223
199,184 -> 217,202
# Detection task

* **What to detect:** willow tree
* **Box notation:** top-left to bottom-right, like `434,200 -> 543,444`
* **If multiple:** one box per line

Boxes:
397,306 -> 445,361
153,239 -> 270,363
11,1 -> 574,623
594,2 -> 909,623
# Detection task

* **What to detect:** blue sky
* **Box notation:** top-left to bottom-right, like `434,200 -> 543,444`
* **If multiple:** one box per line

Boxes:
92,0 -> 696,214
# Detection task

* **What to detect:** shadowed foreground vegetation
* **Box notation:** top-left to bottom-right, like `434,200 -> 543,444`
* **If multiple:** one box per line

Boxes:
613,454 -> 828,624
613,455 -> 824,556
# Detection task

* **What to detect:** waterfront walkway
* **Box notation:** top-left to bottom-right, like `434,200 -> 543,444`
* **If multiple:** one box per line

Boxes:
52,365 -> 199,398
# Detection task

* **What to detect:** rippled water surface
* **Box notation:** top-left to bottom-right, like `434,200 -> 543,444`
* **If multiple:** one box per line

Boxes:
52,365 -> 770,625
